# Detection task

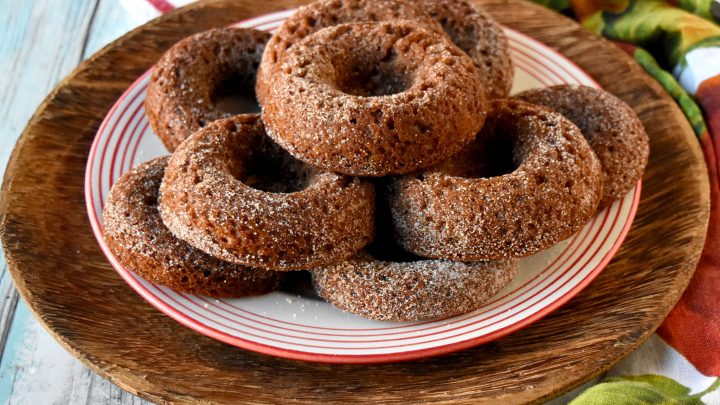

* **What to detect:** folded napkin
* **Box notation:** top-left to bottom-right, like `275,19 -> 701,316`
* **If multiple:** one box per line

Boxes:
120,0 -> 720,402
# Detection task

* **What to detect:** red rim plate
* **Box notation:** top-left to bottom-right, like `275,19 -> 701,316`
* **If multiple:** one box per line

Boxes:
84,11 -> 640,363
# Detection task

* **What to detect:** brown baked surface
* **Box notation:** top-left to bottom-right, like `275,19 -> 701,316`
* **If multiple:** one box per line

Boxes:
158,116 -> 375,270
388,99 -> 603,260
515,85 -> 649,207
145,27 -> 270,151
312,253 -> 518,321
102,157 -> 283,298
260,21 -> 487,176
256,0 -> 443,105
418,0 -> 513,99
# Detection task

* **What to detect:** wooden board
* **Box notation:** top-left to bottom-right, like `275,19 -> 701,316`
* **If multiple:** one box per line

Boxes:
0,0 -> 709,403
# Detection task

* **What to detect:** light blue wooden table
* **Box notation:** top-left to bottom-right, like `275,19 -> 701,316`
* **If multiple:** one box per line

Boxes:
0,1 -> 150,402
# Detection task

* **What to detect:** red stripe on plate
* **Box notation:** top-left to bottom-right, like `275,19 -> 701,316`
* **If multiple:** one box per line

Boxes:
129,122 -> 151,168
112,91 -> 147,184
160,191 -> 613,348
120,102 -> 147,173
128,186 -> 633,354
195,212 -> 596,339
91,182 -> 638,362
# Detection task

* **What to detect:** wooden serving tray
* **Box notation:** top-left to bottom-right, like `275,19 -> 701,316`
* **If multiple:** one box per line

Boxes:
0,0 -> 709,403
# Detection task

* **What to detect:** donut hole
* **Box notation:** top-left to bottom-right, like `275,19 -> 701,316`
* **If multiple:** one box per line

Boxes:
280,271 -> 323,300
369,185 -> 423,263
211,72 -> 261,115
332,47 -> 412,97
239,142 -> 316,193
439,21 -> 476,57
366,242 -> 423,263
442,127 -> 519,178
142,194 -> 158,207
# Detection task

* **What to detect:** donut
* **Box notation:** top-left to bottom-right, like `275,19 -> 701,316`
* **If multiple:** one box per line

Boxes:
146,28 -> 270,151
416,0 -> 513,99
158,116 -> 375,271
260,22 -> 487,176
256,0 -> 444,105
312,252 -> 518,321
102,157 -> 283,298
311,190 -> 516,321
388,99 -> 604,260
514,85 -> 649,207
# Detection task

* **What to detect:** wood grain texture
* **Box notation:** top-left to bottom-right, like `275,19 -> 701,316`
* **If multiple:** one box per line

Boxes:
0,300 -> 146,405
0,0 -> 710,403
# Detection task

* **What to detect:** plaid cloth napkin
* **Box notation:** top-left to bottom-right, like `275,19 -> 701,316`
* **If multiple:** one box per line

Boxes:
120,0 -> 720,402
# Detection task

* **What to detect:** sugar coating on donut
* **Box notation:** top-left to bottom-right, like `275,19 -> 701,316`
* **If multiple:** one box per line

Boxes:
146,28 -> 270,151
257,0 -> 444,105
102,157 -> 283,298
416,0 -> 513,99
514,85 -> 649,207
389,99 -> 604,260
158,116 -> 375,271
265,0 -> 443,59
312,254 -> 518,321
261,22 -> 487,176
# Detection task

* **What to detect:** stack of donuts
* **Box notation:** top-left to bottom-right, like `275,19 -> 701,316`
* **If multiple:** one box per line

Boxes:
102,0 -> 649,321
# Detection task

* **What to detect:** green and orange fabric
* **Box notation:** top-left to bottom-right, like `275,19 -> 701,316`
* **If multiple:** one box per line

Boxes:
534,0 -> 720,383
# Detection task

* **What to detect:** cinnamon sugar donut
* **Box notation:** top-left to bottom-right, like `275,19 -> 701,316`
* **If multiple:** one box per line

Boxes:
146,28 -> 270,151
514,85 -> 649,207
102,157 -> 283,298
158,116 -> 375,271
256,0 -> 443,105
417,0 -> 513,99
312,253 -> 518,321
388,99 -> 603,260
261,22 -> 487,176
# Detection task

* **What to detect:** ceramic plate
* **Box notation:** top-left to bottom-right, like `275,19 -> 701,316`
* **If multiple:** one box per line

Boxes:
86,10 -> 640,363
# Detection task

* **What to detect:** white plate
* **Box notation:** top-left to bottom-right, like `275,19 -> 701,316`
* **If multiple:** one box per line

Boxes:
85,10 -> 640,363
